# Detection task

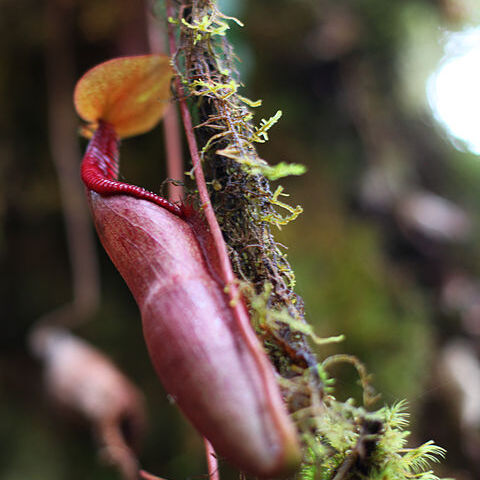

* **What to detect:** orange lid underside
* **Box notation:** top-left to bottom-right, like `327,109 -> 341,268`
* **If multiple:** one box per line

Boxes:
74,55 -> 173,138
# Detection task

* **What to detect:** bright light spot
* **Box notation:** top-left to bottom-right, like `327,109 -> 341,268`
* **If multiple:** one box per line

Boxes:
427,27 -> 480,155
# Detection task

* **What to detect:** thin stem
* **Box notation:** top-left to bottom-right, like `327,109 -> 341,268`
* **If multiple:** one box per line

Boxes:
148,8 -> 224,477
165,0 -> 290,445
331,452 -> 358,480
204,438 -> 220,480
146,4 -> 184,203
139,470 -> 167,480
45,0 -> 100,325
98,421 -> 139,480
163,105 -> 184,202
148,8 -> 219,477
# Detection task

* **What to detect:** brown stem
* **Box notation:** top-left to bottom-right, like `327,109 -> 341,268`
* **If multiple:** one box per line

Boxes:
148,4 -> 217,472
204,438 -> 220,480
331,452 -> 358,480
165,0 -> 289,445
146,4 -> 184,203
139,470 -> 168,480
98,421 -> 140,480
163,105 -> 184,203
45,0 -> 100,325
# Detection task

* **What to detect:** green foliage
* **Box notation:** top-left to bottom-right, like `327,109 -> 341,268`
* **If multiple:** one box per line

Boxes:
369,402 -> 448,480
247,281 -> 344,346
181,9 -> 243,42
247,282 -> 445,479
189,76 -> 305,195
297,399 -> 447,480
176,10 -> 305,232
215,146 -> 306,181
261,186 -> 304,226
252,109 -> 283,143
248,283 -> 345,350
260,162 -> 307,180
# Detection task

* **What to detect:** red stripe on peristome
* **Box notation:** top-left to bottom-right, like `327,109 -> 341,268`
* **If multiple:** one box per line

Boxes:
80,121 -> 183,218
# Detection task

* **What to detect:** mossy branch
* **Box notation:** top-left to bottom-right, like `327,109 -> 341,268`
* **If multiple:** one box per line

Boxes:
163,1 -> 447,479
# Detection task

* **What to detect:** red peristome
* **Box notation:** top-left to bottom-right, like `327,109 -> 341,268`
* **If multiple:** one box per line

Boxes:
81,122 -> 225,287
87,191 -> 300,477
81,122 -> 182,218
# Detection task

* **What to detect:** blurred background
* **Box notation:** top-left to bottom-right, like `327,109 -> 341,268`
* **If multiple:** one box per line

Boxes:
2,0 -> 480,478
